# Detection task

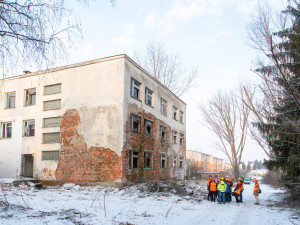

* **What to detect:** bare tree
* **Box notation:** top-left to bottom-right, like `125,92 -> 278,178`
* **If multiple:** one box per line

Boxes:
199,88 -> 252,180
0,0 -> 115,77
134,40 -> 198,97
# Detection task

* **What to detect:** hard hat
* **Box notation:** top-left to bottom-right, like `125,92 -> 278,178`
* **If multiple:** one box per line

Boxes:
254,179 -> 258,182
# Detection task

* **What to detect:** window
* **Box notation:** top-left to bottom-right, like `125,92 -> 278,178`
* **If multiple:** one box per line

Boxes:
144,152 -> 152,168
130,78 -> 141,99
179,111 -> 184,123
161,98 -> 167,115
129,150 -> 139,169
42,151 -> 60,161
173,130 -> 177,144
43,132 -> 60,143
144,119 -> 153,137
44,83 -> 61,95
43,99 -> 61,111
172,106 -> 178,120
160,154 -> 166,169
1,122 -> 12,138
179,133 -> 184,146
25,88 -> 36,106
130,114 -> 141,133
5,92 -> 16,109
173,156 -> 177,168
160,125 -> 167,140
179,156 -> 183,168
145,87 -> 153,106
43,117 -> 61,128
23,120 -> 35,137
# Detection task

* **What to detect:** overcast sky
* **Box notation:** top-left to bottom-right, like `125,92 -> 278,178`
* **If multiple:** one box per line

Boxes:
59,0 -> 285,162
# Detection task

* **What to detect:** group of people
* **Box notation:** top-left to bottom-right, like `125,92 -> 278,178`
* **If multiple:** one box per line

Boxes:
207,177 -> 261,205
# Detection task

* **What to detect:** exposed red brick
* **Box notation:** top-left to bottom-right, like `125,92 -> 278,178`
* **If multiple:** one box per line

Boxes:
55,109 -> 122,182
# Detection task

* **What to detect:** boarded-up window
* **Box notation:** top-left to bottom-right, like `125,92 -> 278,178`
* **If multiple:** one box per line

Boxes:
42,151 -> 60,161
44,84 -> 61,95
43,99 -> 61,111
43,132 -> 60,143
43,117 -> 61,128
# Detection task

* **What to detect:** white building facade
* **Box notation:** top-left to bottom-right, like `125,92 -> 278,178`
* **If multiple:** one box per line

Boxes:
0,55 -> 186,184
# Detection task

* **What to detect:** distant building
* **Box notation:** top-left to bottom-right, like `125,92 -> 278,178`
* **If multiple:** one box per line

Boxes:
0,54 -> 186,184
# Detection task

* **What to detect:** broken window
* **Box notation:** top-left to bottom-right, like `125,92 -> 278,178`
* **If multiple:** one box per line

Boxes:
179,133 -> 184,146
179,110 -> 184,123
130,78 -> 141,99
160,154 -> 166,169
144,152 -> 152,168
130,114 -> 141,133
23,120 -> 35,137
42,151 -> 60,161
145,87 -> 153,106
173,156 -> 177,168
173,130 -> 177,144
179,156 -> 183,168
43,99 -> 61,111
1,122 -> 12,138
44,83 -> 61,95
160,125 -> 167,140
25,88 -> 36,106
43,117 -> 61,128
161,98 -> 167,115
43,132 -> 60,144
144,119 -> 153,137
5,92 -> 16,109
129,150 -> 139,169
172,106 -> 178,120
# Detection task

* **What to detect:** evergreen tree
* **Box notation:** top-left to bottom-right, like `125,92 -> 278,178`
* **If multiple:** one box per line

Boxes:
255,1 -> 300,183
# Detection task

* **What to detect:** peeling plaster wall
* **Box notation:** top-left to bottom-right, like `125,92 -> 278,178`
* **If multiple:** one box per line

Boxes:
123,58 -> 186,181
0,55 -> 125,180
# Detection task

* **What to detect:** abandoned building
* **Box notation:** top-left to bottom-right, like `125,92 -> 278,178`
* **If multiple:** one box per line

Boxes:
186,150 -> 232,179
0,54 -> 186,184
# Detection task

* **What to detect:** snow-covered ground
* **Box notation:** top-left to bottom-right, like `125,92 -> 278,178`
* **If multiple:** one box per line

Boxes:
0,179 -> 299,225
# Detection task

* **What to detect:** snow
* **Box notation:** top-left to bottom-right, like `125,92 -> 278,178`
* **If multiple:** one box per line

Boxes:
0,179 -> 299,225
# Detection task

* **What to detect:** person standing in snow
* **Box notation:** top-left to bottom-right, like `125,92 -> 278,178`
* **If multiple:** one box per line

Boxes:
217,177 -> 227,204
253,179 -> 260,205
233,180 -> 243,203
225,179 -> 230,203
228,179 -> 233,202
207,177 -> 213,201
209,178 -> 217,202
216,178 -> 221,202
238,178 -> 244,203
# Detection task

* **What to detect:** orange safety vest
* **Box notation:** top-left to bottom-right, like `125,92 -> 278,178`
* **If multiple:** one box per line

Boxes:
234,182 -> 243,195
254,183 -> 260,192
210,182 -> 217,191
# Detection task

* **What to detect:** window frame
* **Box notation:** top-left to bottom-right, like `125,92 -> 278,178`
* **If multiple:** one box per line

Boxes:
179,156 -> 183,168
144,151 -> 152,169
42,132 -> 61,144
172,106 -> 178,120
144,119 -> 153,137
43,99 -> 61,111
173,155 -> 177,168
161,98 -> 167,115
160,125 -> 167,140
130,78 -> 141,100
173,130 -> 178,144
24,88 -> 36,106
23,119 -> 35,137
1,122 -> 12,139
42,151 -> 60,161
130,114 -> 141,134
129,150 -> 139,169
5,92 -> 16,109
44,83 -> 62,95
43,117 -> 61,128
179,110 -> 184,124
145,87 -> 153,106
160,153 -> 167,169
179,133 -> 184,146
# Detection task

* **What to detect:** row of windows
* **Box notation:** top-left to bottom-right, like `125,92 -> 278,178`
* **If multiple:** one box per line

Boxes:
1,117 -> 61,143
130,78 -> 184,123
5,83 -> 61,109
129,149 -> 184,169
130,114 -> 184,145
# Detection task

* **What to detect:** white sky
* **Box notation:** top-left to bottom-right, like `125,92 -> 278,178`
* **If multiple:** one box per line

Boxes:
55,0 -> 286,162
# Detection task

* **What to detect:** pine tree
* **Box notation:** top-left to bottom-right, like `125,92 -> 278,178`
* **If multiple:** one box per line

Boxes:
255,1 -> 300,183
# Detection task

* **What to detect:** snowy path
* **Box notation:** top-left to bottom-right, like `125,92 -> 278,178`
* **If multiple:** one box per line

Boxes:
0,180 -> 299,225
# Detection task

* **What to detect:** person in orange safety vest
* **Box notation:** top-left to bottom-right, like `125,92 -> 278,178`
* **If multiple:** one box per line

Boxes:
253,179 -> 260,204
209,178 -> 217,202
233,180 -> 243,203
